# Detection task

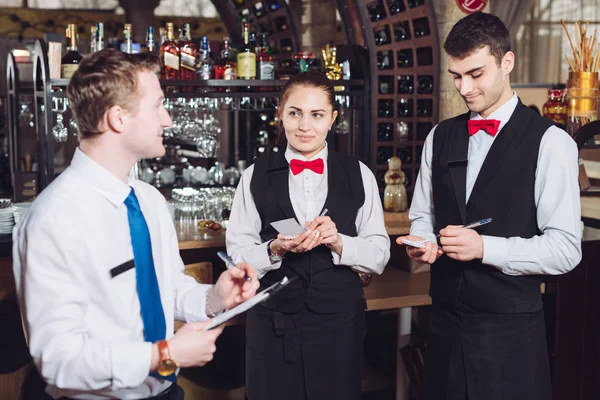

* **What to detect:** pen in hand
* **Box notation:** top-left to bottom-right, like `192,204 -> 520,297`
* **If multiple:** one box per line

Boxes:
216,251 -> 252,282
435,217 -> 492,238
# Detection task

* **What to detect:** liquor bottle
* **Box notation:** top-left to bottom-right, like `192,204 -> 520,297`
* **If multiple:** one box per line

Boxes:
237,21 -> 257,83
376,50 -> 393,70
196,36 -> 214,92
386,0 -> 406,15
398,75 -> 414,94
397,49 -> 413,68
61,24 -> 83,79
377,146 -> 393,165
178,23 -> 197,92
394,22 -> 411,42
160,22 -> 179,81
397,98 -> 413,117
257,33 -> 275,81
417,75 -> 433,94
96,23 -> 104,51
374,25 -> 391,46
215,37 -> 237,91
123,24 -> 133,54
197,36 -> 213,79
367,1 -> 386,22
90,25 -> 97,54
146,26 -> 155,54
377,123 -> 393,142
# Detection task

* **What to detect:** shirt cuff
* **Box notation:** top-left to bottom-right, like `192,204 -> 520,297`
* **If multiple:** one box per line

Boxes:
110,341 -> 153,390
181,284 -> 210,322
481,235 -> 516,275
255,241 -> 283,279
332,234 -> 352,266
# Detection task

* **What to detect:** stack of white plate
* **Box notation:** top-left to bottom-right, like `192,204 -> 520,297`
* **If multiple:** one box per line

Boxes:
0,199 -> 14,234
12,202 -> 32,225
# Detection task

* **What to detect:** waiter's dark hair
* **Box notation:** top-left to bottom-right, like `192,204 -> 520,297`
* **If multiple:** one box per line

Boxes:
444,12 -> 511,66
277,71 -> 337,145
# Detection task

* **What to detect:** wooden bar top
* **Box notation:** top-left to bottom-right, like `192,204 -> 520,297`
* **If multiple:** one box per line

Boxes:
176,212 -> 412,250
365,267 -> 431,310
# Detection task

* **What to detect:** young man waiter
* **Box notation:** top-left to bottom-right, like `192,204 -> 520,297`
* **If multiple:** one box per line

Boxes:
398,12 -> 582,400
13,50 -> 259,399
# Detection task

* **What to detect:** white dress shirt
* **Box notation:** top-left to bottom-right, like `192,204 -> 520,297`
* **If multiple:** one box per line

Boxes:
13,148 -> 210,399
226,143 -> 390,278
409,93 -> 582,275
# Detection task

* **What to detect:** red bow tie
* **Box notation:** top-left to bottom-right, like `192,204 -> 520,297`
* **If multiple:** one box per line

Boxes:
289,158 -> 325,175
467,119 -> 501,137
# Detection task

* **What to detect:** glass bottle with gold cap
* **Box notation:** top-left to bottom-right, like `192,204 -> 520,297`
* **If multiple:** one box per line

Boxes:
61,24 -> 83,79
237,20 -> 256,86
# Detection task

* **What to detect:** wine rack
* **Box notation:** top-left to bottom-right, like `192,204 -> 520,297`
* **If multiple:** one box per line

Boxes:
210,0 -> 301,69
336,0 -> 440,200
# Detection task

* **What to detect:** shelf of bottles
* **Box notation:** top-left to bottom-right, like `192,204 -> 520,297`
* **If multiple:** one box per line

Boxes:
227,0 -> 300,68
362,0 -> 439,199
29,13 -> 365,196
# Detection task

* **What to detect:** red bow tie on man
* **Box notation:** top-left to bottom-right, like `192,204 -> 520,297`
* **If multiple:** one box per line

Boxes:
289,158 -> 325,175
467,119 -> 501,136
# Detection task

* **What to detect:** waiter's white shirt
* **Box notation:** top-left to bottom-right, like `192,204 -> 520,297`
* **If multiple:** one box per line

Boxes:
13,148 -> 210,399
409,93 -> 582,275
226,143 -> 390,278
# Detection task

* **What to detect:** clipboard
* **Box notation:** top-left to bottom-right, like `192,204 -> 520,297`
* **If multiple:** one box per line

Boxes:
204,276 -> 292,330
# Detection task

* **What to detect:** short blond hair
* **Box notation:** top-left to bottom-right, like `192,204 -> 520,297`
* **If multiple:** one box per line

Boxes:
66,49 -> 160,140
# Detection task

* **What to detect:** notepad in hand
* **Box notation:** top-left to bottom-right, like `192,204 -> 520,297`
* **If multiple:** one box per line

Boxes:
401,239 -> 427,248
270,218 -> 305,240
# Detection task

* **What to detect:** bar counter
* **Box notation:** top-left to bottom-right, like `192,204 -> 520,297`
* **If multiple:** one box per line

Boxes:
175,211 -> 412,249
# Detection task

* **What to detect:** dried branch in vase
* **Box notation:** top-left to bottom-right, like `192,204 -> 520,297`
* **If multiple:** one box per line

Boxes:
562,20 -> 600,72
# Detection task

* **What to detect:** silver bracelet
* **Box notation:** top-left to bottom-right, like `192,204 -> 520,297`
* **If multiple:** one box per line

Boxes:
206,285 -> 217,318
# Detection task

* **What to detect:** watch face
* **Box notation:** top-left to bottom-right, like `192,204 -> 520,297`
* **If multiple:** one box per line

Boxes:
157,359 -> 178,376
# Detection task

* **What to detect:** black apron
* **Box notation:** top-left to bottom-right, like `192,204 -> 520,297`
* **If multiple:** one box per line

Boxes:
424,300 -> 552,400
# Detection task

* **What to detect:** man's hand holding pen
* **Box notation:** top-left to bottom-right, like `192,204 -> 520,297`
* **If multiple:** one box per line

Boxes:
438,225 -> 484,262
208,263 -> 260,314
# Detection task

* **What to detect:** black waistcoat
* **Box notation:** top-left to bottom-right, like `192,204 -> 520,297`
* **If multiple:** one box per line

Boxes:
250,150 -> 365,313
431,100 -> 554,313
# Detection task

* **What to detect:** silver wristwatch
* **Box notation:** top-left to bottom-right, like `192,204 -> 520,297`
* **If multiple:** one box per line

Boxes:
267,239 -> 285,262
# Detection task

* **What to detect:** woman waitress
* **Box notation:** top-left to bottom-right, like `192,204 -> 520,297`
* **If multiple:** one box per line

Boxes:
226,71 -> 390,400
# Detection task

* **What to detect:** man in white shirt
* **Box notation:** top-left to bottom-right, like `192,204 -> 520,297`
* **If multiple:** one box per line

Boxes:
13,49 -> 259,400
397,12 -> 581,400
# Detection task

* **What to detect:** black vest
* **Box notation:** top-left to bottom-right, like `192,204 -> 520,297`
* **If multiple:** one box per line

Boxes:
250,150 -> 365,313
431,100 -> 554,313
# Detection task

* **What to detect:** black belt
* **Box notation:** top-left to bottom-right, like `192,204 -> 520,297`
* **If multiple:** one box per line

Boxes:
60,383 -> 178,400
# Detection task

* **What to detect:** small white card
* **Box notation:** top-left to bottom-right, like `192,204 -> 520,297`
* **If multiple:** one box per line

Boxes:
401,239 -> 427,248
270,218 -> 305,240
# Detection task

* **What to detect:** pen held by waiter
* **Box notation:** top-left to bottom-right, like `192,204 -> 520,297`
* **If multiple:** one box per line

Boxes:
216,251 -> 252,282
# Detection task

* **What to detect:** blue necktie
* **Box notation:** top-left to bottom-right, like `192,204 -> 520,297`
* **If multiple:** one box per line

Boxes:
124,188 -> 175,382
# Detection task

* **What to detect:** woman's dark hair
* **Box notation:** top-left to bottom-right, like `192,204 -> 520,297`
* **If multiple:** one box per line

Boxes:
276,71 -> 337,145
443,12 -> 511,66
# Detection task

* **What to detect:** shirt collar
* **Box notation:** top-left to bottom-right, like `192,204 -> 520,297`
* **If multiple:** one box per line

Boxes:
70,148 -> 136,207
469,91 -> 518,133
284,141 -> 329,164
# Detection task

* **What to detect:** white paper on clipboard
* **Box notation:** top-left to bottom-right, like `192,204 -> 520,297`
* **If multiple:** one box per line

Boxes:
204,276 -> 291,330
